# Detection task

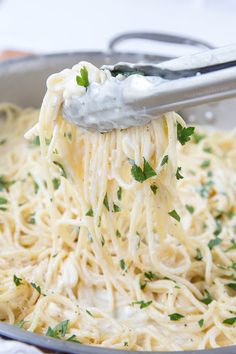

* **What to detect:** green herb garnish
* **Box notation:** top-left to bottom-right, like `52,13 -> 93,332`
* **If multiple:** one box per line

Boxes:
144,271 -> 157,281
119,259 -> 126,271
117,186 -> 122,201
176,167 -> 184,180
208,237 -> 222,250
192,132 -> 205,144
168,313 -> 184,321
113,203 -> 120,212
15,320 -> 27,328
28,213 -> 36,225
177,123 -> 195,145
133,300 -> 152,309
103,193 -> 109,211
168,209 -> 181,222
195,248 -> 203,261
201,160 -> 211,169
0,139 -> 6,145
67,335 -> 81,343
198,319 -> 204,328
161,155 -> 168,166
52,178 -> 60,190
129,157 -> 156,183
13,274 -> 23,287
31,282 -> 41,294
76,66 -> 89,88
53,161 -> 67,178
0,197 -> 7,205
0,176 -> 14,191
225,239 -> 236,252
223,317 -> 236,325
86,208 -> 94,217
185,204 -> 194,214
226,283 -> 236,291
46,320 -> 69,338
116,229 -> 121,238
150,184 -> 158,195
200,289 -> 213,305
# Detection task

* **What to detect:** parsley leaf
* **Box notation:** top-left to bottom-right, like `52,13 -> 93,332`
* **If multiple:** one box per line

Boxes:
116,229 -> 121,238
208,237 -> 222,250
129,158 -> 156,183
15,320 -> 27,328
52,178 -> 60,190
31,282 -> 41,294
161,155 -> 168,166
103,193 -> 109,211
86,208 -> 94,217
150,184 -> 158,195
198,319 -> 204,328
185,204 -> 194,214
200,289 -> 213,305
119,259 -> 126,271
86,309 -> 93,317
0,139 -> 6,145
67,335 -> 81,343
144,271 -> 157,281
28,213 -> 36,225
117,186 -> 122,201
200,160 -> 211,169
176,167 -> 184,180
13,274 -> 23,287
76,66 -> 89,88
168,313 -> 184,321
223,317 -> 236,325
168,209 -> 180,222
225,239 -> 236,252
192,132 -> 205,144
226,283 -> 236,291
177,123 -> 195,145
53,161 -> 67,178
0,197 -> 7,205
133,300 -> 152,309
46,320 -> 69,338
0,176 -> 14,191
195,248 -> 203,261
113,203 -> 121,213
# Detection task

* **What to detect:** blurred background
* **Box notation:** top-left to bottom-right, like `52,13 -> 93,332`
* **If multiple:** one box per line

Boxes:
0,0 -> 235,58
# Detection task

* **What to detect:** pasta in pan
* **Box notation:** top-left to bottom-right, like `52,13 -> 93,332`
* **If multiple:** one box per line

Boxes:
0,63 -> 236,351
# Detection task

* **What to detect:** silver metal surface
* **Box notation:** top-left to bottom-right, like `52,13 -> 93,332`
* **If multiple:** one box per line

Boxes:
0,33 -> 236,353
62,44 -> 236,131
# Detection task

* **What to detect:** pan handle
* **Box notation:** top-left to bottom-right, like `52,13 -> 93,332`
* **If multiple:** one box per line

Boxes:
108,32 -> 214,53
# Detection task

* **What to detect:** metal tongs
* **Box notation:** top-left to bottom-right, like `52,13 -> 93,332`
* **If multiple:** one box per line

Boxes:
62,44 -> 236,131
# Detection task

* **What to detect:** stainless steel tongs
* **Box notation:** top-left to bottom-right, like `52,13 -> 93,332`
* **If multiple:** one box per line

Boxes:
62,44 -> 236,131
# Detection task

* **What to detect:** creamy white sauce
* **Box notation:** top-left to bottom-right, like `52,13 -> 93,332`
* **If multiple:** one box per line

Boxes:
59,62 -> 166,132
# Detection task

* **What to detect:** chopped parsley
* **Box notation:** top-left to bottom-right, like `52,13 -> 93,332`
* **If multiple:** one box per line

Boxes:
214,221 -> 222,236
144,271 -> 157,281
140,280 -> 147,290
161,155 -> 168,166
76,66 -> 89,88
198,319 -> 204,328
200,159 -> 211,169
192,132 -> 205,144
185,204 -> 194,214
0,176 -> 14,191
0,197 -> 7,205
168,313 -> 184,321
200,289 -> 213,305
129,157 -> 156,183
225,239 -> 236,252
176,167 -> 184,180
52,178 -> 60,190
13,274 -> 23,287
223,317 -> 236,325
86,309 -> 93,317
116,229 -> 121,238
195,248 -> 203,261
101,235 -> 105,246
31,136 -> 40,146
0,138 -> 6,145
226,283 -> 236,291
53,161 -> 67,178
28,213 -> 36,225
177,123 -> 195,145
117,186 -> 122,201
46,320 -> 69,338
208,237 -> 222,250
31,282 -> 41,294
203,146 -> 213,154
197,180 -> 214,198
119,259 -> 126,271
113,203 -> 121,213
86,208 -> 94,217
168,209 -> 181,222
133,300 -> 152,309
150,183 -> 158,195
103,193 -> 109,211
15,320 -> 27,328
67,335 -> 81,343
